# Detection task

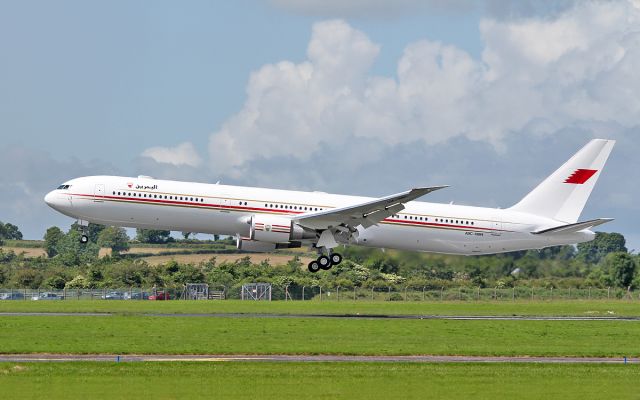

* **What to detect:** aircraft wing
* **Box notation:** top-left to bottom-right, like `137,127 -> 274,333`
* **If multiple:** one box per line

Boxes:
532,218 -> 614,235
292,186 -> 448,231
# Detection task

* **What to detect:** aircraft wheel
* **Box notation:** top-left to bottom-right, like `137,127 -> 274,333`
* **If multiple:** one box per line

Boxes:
308,261 -> 320,273
80,235 -> 89,244
330,253 -> 343,265
318,255 -> 332,270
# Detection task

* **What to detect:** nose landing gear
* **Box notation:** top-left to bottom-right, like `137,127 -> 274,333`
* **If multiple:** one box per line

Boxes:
307,250 -> 343,273
76,220 -> 89,244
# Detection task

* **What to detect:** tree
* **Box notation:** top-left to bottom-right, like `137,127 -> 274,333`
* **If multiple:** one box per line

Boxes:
56,229 -> 99,266
1,223 -> 23,240
97,227 -> 130,255
603,252 -> 637,288
65,275 -> 90,289
136,229 -> 172,244
577,232 -> 627,264
44,226 -> 65,258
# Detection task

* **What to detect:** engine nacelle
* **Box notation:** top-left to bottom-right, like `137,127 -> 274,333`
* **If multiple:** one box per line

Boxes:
237,237 -> 276,252
236,238 -> 303,252
250,214 -> 315,243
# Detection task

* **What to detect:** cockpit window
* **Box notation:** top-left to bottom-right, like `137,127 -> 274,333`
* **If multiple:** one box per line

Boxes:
56,185 -> 71,190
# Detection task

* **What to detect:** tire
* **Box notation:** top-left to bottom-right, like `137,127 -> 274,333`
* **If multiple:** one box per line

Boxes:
80,235 -> 89,244
308,261 -> 320,273
330,253 -> 343,265
318,255 -> 331,270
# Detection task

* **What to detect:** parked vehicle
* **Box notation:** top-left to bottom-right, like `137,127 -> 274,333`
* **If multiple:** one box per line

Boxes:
0,292 -> 25,300
149,291 -> 170,300
31,292 -> 62,300
124,292 -> 149,300
102,291 -> 125,300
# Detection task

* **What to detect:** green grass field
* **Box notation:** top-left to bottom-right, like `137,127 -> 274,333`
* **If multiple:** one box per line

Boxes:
0,362 -> 638,399
2,300 -> 639,399
0,314 -> 638,357
0,299 -> 638,317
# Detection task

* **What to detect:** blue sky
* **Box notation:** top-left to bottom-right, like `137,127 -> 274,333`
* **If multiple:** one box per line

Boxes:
0,0 -> 482,168
1,0 -> 639,251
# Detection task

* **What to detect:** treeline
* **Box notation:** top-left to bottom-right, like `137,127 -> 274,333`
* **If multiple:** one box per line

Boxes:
0,221 -> 23,245
0,222 -> 638,291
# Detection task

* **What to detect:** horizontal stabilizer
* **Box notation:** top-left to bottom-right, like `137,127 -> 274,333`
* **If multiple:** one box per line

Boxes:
532,218 -> 614,235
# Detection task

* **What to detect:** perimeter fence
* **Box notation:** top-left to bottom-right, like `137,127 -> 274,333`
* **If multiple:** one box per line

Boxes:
1,286 -> 639,301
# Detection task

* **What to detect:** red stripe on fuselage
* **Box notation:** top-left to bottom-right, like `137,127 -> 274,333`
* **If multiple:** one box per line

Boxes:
69,193 -> 503,232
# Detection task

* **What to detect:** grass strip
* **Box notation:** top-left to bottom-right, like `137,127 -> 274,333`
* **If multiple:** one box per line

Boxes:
0,362 -> 638,399
0,315 -> 638,357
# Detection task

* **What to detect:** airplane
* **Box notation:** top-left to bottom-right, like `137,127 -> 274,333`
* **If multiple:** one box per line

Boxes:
45,139 -> 615,273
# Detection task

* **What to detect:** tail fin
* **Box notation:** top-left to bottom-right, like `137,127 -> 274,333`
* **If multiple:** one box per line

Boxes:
509,139 -> 615,223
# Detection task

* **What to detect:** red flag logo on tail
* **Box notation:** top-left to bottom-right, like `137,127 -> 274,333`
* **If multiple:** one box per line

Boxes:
564,169 -> 597,184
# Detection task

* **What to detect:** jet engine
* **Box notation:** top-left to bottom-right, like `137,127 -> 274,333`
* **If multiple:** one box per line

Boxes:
249,215 -> 315,243
236,237 -> 303,252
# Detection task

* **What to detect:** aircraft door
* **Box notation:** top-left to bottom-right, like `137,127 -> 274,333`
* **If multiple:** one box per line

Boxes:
94,184 -> 105,202
490,215 -> 502,236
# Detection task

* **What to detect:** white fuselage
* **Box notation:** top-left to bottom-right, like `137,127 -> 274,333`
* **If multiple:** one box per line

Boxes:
44,176 -> 594,255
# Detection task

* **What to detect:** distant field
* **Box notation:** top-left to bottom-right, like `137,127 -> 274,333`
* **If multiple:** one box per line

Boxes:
1,243 -> 314,265
0,362 -> 637,400
0,299 -> 639,317
140,252 -> 314,265
0,313 -> 638,356
0,246 -> 46,257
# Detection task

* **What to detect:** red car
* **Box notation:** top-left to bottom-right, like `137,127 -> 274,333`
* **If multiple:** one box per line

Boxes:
148,291 -> 170,300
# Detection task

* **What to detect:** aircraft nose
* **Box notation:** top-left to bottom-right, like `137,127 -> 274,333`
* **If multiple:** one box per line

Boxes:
45,190 -> 69,211
44,191 -> 56,207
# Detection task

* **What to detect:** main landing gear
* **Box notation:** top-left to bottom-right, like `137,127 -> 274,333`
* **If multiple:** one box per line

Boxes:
307,252 -> 343,273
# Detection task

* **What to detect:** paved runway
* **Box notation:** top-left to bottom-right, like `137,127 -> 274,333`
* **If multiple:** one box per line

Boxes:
1,312 -> 638,321
0,354 -> 635,364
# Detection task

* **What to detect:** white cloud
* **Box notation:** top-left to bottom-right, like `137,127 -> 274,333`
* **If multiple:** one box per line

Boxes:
209,2 -> 640,176
141,142 -> 202,168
